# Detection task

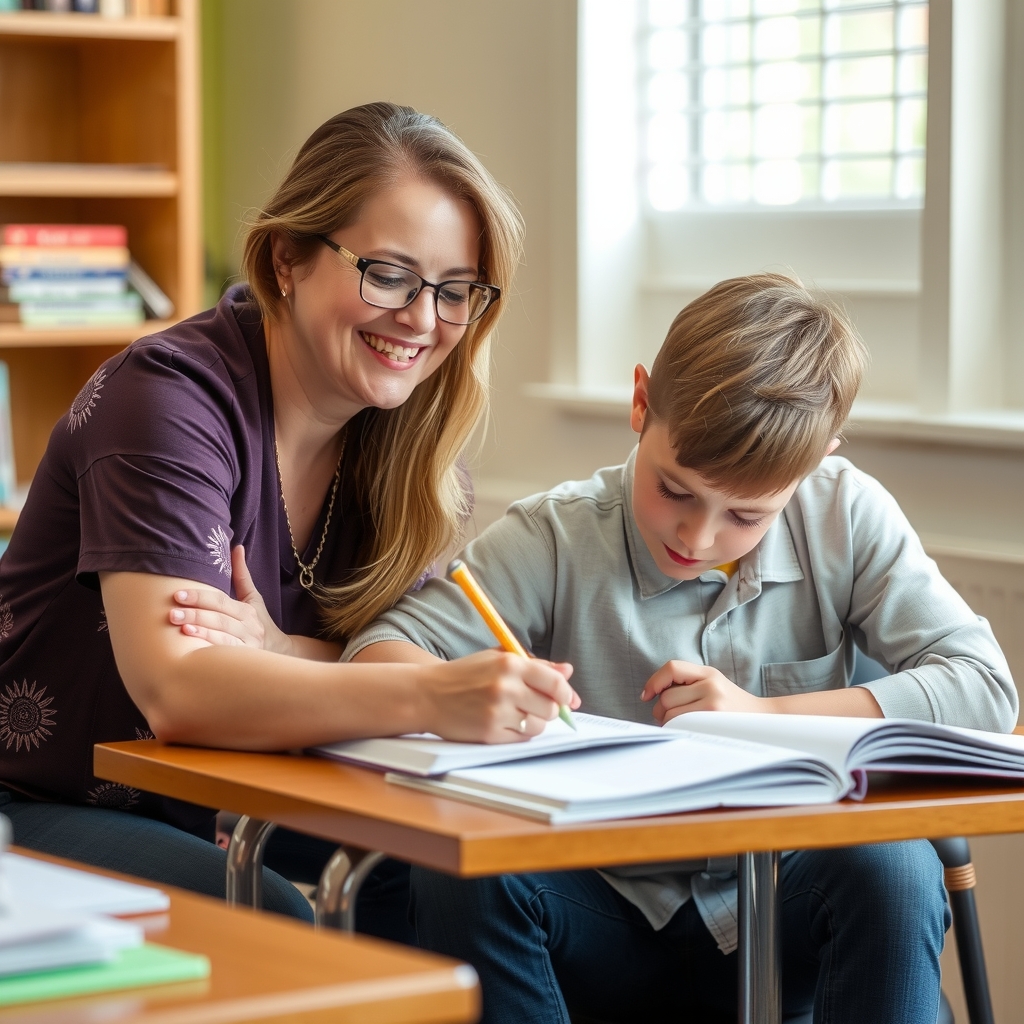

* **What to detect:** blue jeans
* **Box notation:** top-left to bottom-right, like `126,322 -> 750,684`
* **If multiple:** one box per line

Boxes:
411,841 -> 950,1024
1,790 -> 414,943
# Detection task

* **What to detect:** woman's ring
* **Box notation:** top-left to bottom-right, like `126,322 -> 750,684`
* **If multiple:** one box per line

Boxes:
518,718 -> 527,733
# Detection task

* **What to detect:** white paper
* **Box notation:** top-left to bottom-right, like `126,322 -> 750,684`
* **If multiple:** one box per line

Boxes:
6,854 -> 169,916
316,711 -> 676,775
390,729 -> 844,823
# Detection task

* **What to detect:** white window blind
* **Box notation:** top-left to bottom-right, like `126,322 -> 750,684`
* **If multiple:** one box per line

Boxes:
643,0 -> 928,210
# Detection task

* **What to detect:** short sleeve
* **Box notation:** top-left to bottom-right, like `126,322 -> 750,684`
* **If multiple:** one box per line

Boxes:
77,454 -> 236,588
71,337 -> 247,592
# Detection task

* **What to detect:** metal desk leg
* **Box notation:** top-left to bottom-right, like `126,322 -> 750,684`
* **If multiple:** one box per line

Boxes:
738,850 -> 782,1024
315,846 -> 386,931
225,816 -> 277,908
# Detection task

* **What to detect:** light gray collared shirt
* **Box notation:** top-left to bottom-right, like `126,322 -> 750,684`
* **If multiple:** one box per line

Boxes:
343,450 -> 1016,951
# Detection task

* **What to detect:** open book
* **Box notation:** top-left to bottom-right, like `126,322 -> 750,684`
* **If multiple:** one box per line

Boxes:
313,712 -> 673,775
386,712 -> 1024,824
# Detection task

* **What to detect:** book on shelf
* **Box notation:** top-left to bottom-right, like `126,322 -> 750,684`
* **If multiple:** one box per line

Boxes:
384,711 -> 1024,824
19,294 -> 143,327
0,225 -> 171,328
0,361 -> 15,508
0,246 -> 129,269
2,225 -> 127,248
128,258 -> 174,319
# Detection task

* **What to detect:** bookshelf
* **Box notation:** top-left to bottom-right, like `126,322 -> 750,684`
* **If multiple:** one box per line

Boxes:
0,2 -> 201,517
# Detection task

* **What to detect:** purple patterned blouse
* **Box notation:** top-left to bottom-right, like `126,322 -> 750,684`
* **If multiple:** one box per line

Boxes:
0,286 -> 372,832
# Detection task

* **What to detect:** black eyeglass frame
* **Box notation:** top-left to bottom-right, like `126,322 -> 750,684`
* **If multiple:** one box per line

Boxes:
316,234 -> 500,325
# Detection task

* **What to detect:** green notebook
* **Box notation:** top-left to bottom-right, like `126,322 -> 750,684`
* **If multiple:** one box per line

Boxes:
0,943 -> 210,1007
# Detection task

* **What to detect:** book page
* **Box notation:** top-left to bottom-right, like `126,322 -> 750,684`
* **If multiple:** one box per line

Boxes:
5,855 -> 168,916
667,711 -> 881,776
315,712 -> 675,776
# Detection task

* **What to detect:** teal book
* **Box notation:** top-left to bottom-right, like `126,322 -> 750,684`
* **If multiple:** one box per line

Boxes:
0,943 -> 210,1007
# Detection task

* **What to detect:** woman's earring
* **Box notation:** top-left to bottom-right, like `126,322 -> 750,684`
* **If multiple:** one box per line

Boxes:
280,287 -> 287,298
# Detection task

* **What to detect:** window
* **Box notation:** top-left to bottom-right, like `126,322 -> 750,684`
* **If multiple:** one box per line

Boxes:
642,0 -> 929,210
561,1 -> 1023,422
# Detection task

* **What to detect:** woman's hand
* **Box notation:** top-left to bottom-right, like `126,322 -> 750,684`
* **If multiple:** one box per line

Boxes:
419,649 -> 580,744
169,546 -> 294,655
641,660 -> 769,724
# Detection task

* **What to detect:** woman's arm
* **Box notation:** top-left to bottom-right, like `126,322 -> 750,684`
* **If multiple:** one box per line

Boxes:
101,570 -> 576,749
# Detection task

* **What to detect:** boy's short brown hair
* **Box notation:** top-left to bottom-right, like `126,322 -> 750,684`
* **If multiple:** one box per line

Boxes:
646,273 -> 868,497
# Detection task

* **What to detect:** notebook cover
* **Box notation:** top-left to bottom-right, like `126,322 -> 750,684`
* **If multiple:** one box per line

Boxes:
0,943 -> 210,1006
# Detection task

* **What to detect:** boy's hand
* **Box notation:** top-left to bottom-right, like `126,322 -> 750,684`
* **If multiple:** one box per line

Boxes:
641,661 -> 768,724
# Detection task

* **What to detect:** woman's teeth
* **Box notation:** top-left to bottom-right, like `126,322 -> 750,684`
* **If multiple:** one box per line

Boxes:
363,333 -> 421,362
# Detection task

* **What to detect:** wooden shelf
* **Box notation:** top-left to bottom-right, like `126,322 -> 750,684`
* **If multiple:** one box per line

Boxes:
0,163 -> 177,198
0,0 -> 199,497
0,507 -> 19,533
0,320 -> 173,348
0,11 -> 179,41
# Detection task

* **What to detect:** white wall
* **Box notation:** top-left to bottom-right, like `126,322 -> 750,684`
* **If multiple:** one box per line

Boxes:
206,3 -> 1024,1019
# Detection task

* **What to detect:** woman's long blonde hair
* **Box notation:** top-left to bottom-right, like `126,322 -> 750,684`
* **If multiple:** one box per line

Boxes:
241,102 -> 524,638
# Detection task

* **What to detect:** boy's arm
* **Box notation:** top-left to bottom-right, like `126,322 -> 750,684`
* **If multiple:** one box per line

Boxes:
342,501 -> 560,667
841,471 -> 1016,731
643,660 -> 882,722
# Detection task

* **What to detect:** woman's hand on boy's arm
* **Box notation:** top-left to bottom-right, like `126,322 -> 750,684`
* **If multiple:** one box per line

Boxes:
168,545 -> 342,661
641,660 -> 883,724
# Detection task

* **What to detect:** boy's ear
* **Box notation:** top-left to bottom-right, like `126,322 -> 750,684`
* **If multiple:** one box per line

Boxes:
631,365 -> 651,435
825,437 -> 841,456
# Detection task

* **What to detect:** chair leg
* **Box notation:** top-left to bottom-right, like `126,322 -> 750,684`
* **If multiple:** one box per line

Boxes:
929,838 -> 995,1024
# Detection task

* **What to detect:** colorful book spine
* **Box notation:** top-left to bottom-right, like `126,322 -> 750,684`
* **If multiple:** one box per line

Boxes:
0,225 -> 164,327
1,268 -> 127,284
0,247 -> 129,270
20,294 -> 143,328
0,362 -> 16,508
2,225 -> 127,248
8,278 -> 126,300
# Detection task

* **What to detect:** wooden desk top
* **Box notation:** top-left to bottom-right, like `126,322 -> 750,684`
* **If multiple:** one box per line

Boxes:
96,740 -> 1024,876
0,849 -> 477,1024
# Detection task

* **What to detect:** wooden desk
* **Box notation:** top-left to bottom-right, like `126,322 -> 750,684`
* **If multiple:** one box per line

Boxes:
95,740 -> 1024,1024
95,741 -> 1024,874
2,849 -> 478,1024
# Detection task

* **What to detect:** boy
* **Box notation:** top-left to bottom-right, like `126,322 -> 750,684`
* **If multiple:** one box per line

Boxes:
347,274 -> 1016,1024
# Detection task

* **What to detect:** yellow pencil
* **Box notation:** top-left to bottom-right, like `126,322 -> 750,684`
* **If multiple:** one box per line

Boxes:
447,559 -> 577,731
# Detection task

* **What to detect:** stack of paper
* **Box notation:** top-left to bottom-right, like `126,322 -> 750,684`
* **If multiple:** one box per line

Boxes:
0,909 -> 142,977
380,711 -> 1024,824
5,853 -> 170,916
0,850 -> 208,1007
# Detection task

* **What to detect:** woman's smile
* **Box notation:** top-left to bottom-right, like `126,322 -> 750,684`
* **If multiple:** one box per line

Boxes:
359,330 -> 427,367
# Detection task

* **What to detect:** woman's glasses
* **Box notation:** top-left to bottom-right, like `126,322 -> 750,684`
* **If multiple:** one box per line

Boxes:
317,235 -> 500,326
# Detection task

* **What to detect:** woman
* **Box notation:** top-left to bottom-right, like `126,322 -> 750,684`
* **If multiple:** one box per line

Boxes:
0,103 -> 575,931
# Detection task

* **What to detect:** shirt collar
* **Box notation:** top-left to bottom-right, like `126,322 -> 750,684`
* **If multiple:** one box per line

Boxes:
751,508 -> 803,584
621,446 -> 803,600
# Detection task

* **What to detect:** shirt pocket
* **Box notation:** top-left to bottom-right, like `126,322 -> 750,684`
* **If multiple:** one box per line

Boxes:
760,634 -> 847,697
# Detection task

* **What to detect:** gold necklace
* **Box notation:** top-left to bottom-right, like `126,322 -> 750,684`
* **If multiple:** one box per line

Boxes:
274,430 -> 346,591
